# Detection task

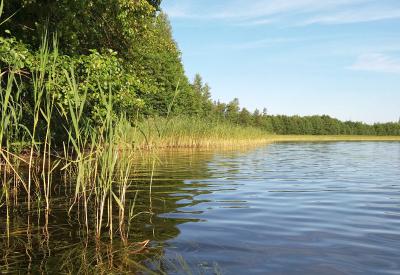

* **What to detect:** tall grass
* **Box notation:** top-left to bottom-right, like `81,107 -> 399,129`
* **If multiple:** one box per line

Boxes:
0,61 -> 30,242
0,36 -> 139,241
132,116 -> 272,149
60,73 -> 138,239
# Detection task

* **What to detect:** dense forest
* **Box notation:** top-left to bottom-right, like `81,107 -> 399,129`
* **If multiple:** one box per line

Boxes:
1,0 -> 399,140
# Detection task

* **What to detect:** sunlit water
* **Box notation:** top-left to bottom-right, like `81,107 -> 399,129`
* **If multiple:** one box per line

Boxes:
1,142 -> 400,274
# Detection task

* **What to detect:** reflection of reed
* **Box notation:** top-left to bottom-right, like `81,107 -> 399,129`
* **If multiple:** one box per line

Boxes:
0,149 -> 226,273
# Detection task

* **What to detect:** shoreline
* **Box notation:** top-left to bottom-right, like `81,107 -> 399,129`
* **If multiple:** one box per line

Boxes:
2,135 -> 399,161
135,135 -> 400,151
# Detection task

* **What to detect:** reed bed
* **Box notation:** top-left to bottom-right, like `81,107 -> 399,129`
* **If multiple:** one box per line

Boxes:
0,37 -> 142,243
131,116 -> 272,149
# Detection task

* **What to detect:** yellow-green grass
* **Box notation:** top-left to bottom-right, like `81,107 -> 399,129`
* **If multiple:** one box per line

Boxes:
129,116 -> 272,149
136,135 -> 400,150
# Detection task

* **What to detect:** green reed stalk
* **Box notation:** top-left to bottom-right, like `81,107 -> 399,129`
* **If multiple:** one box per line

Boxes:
1,29 -> 145,242
27,35 -> 50,211
62,72 -> 134,239
40,38 -> 61,215
0,71 -> 29,206
62,67 -> 91,233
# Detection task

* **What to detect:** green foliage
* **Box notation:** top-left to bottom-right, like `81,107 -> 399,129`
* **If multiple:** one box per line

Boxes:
0,0 -> 208,135
0,1 -> 223,132
1,0 -> 156,55
191,74 -> 213,117
75,50 -> 150,123
251,114 -> 400,136
0,35 -> 32,69
146,0 -> 162,10
238,108 -> 252,126
0,38 -> 154,133
128,12 -> 195,116
225,98 -> 240,123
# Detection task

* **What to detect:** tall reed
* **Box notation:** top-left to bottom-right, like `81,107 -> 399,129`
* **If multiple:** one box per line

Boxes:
131,116 -> 271,149
0,33 -> 139,241
61,69 -> 138,240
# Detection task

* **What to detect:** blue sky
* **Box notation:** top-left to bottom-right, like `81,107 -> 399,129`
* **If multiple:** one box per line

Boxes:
161,0 -> 400,123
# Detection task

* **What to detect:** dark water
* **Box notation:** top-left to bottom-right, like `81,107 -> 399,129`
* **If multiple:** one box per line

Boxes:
1,142 -> 400,274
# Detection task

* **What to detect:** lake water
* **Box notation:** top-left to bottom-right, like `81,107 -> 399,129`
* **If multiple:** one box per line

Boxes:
1,142 -> 400,274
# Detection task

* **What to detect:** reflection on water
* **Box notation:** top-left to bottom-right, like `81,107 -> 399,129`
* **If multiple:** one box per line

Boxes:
1,142 -> 400,274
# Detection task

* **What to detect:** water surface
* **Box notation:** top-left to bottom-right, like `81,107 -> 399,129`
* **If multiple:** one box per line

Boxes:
152,142 -> 400,274
1,142 -> 400,274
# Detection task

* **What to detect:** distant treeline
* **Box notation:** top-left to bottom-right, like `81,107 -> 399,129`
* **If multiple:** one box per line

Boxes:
251,115 -> 400,136
188,93 -> 400,136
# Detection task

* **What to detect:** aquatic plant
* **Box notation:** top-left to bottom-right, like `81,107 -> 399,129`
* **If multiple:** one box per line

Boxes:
0,33 -> 139,242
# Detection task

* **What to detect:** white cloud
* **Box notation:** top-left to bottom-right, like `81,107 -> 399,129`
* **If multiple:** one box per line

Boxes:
163,0 -> 400,26
212,0 -> 362,20
230,37 -> 300,50
163,0 -> 364,20
350,53 -> 400,74
303,7 -> 400,25
236,18 -> 275,27
163,3 -> 200,19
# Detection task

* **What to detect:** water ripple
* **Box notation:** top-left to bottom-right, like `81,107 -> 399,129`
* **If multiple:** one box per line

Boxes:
157,142 -> 400,274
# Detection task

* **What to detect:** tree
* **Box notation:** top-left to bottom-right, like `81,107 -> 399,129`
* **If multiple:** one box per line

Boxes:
129,12 -> 193,116
225,98 -> 240,124
212,101 -> 226,120
239,108 -> 252,126
191,74 -> 213,116
252,109 -> 262,127
262,108 -> 268,117
146,0 -> 162,10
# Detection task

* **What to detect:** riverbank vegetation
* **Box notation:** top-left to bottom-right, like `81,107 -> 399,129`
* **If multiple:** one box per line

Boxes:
1,0 -> 399,149
1,0 -> 400,272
